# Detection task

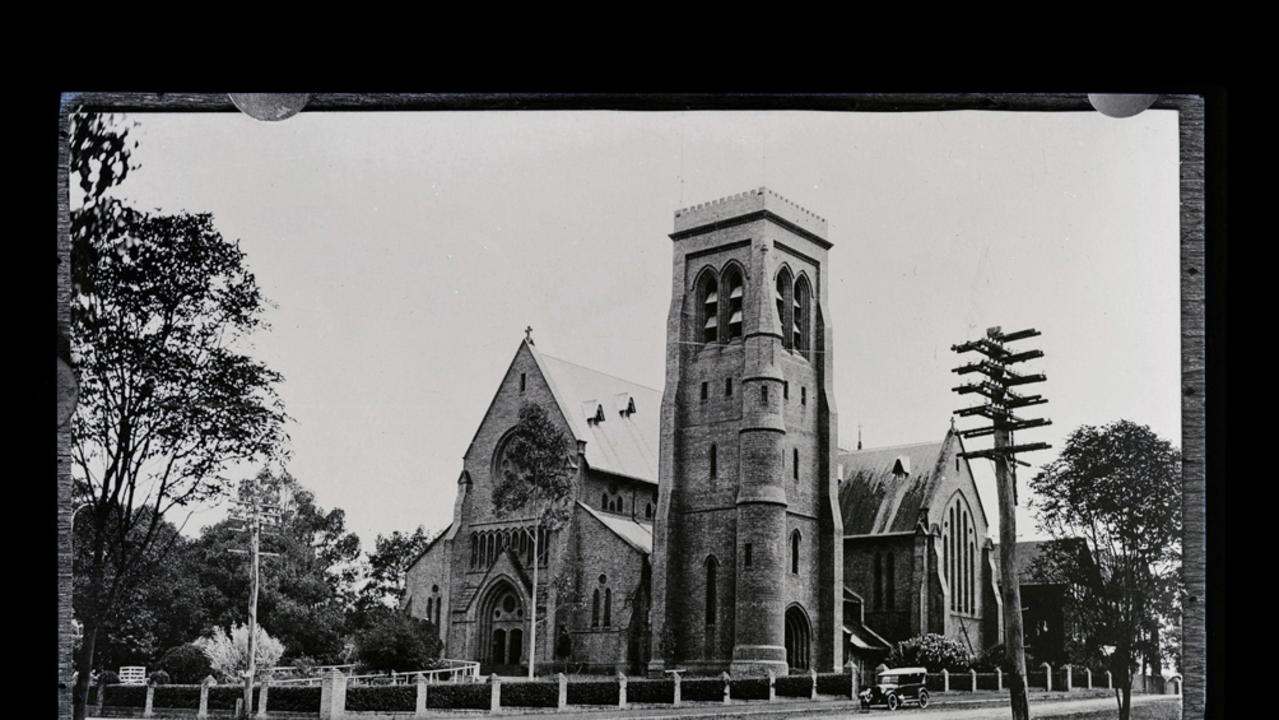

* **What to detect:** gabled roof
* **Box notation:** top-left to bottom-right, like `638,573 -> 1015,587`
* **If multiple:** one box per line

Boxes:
837,438 -> 949,535
577,501 -> 653,555
529,344 -> 661,484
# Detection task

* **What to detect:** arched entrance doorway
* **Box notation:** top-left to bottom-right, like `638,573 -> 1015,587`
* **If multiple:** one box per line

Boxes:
478,579 -> 526,673
785,605 -> 811,672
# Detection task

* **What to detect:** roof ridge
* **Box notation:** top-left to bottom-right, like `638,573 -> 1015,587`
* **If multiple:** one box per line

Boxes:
843,440 -> 941,454
539,353 -> 662,394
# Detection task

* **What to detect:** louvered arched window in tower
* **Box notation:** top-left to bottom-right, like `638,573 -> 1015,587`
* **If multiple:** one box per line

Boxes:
793,275 -> 812,359
776,267 -> 793,348
697,270 -> 719,343
722,265 -> 744,342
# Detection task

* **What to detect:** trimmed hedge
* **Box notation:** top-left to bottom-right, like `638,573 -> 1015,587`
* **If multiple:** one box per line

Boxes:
681,677 -> 724,702
209,686 -> 257,710
153,685 -> 202,709
425,682 -> 489,710
815,672 -> 851,696
101,685 -> 147,707
1055,669 -> 1070,688
776,674 -> 813,697
627,678 -> 674,704
950,672 -> 974,691
346,685 -> 415,712
976,672 -> 1001,690
926,674 -> 946,692
268,686 -> 323,712
1027,670 -> 1048,688
566,679 -> 619,706
500,681 -> 559,708
729,677 -> 769,700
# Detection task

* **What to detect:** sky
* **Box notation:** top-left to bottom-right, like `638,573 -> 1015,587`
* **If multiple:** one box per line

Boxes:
97,108 -> 1181,551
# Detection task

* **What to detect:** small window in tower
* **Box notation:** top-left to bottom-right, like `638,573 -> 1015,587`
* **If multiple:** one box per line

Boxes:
744,543 -> 753,567
784,381 -> 789,400
709,444 -> 718,478
520,373 -> 526,392
601,492 -> 608,510
700,382 -> 708,402
801,387 -> 807,405
761,385 -> 769,404
793,448 -> 799,480
646,503 -> 653,519
725,378 -> 733,397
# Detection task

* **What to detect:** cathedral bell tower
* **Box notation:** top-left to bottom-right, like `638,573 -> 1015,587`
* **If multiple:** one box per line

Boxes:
649,188 -> 843,676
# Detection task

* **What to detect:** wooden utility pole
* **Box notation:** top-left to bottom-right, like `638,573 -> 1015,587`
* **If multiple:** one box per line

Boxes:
228,477 -> 281,719
951,326 -> 1050,720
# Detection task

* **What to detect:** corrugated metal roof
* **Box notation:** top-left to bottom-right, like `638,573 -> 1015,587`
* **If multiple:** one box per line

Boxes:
532,349 -> 661,484
578,501 -> 653,555
837,439 -> 948,535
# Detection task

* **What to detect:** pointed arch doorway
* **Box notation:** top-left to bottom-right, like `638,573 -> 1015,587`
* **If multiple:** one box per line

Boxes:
785,605 -> 812,672
478,579 -> 526,674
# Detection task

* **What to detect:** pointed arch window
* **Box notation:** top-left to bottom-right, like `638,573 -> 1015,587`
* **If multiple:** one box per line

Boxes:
697,271 -> 719,343
791,530 -> 801,574
793,448 -> 799,480
705,556 -> 718,626
776,267 -> 794,348
722,265 -> 744,342
793,276 -> 812,359
603,587 -> 613,626
592,588 -> 601,627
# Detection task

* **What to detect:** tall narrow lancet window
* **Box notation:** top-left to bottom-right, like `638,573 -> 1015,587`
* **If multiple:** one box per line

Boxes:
603,588 -> 612,626
886,552 -> 896,609
791,530 -> 801,574
705,556 -> 718,626
793,275 -> 812,359
874,552 -> 883,610
776,267 -> 793,348
709,444 -> 718,478
592,589 -> 601,627
722,265 -> 744,342
698,271 -> 719,343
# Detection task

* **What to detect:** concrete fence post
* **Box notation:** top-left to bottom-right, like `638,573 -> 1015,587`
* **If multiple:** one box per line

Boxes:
235,698 -> 244,719
1086,668 -> 1093,689
810,668 -> 818,701
970,669 -> 977,692
1064,664 -> 1072,692
96,681 -> 107,716
143,681 -> 156,718
198,676 -> 215,720
618,672 -> 628,709
672,671 -> 682,706
721,672 -> 731,705
416,673 -> 429,717
1042,663 -> 1053,692
556,673 -> 567,711
320,669 -> 347,720
941,668 -> 949,693
995,667 -> 1002,691
848,662 -> 859,699
1106,670 -> 1113,689
489,674 -> 501,714
258,679 -> 271,719
767,670 -> 776,703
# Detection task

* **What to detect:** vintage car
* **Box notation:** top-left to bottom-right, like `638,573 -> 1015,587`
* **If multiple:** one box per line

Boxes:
858,666 -> 929,711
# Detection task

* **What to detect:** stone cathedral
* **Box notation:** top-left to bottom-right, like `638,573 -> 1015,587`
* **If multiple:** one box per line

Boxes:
405,188 -> 1000,677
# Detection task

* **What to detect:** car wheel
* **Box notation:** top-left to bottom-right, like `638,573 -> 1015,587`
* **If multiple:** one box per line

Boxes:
918,689 -> 930,708
887,693 -> 900,711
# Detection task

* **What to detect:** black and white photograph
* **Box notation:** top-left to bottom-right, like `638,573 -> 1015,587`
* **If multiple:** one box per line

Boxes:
55,93 -> 1205,720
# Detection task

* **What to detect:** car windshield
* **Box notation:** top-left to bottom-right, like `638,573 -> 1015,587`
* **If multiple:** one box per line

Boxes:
878,675 -> 901,684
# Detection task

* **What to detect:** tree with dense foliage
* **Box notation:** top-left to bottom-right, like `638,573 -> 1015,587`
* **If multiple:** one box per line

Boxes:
363,526 -> 435,609
195,623 -> 285,683
157,644 -> 214,684
1029,420 -> 1181,720
69,113 -> 288,720
184,470 -> 361,663
353,608 -> 444,673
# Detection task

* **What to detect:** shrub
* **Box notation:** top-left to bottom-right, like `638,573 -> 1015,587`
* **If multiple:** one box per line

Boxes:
816,672 -> 850,696
208,685 -> 257,710
425,682 -> 490,710
681,677 -> 724,702
627,678 -> 674,704
775,674 -> 813,697
159,644 -> 214,684
99,670 -> 121,686
346,685 -> 416,711
566,679 -> 619,705
886,634 -> 973,672
268,685 -> 322,712
354,610 -> 443,673
729,677 -> 769,700
500,680 -> 559,708
148,669 -> 171,685
195,624 -> 284,682
153,685 -> 202,709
